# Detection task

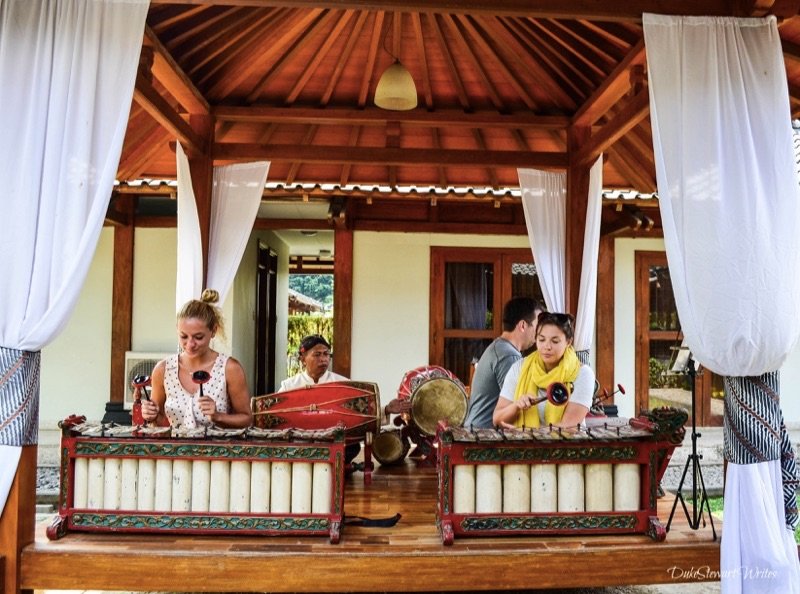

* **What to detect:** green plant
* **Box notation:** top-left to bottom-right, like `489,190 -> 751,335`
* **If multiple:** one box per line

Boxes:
286,314 -> 334,376
649,357 -> 688,389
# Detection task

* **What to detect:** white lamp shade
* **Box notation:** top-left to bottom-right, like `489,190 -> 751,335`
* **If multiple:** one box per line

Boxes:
374,61 -> 418,111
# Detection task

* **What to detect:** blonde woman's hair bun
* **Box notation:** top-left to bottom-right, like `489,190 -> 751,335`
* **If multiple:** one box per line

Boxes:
200,289 -> 220,304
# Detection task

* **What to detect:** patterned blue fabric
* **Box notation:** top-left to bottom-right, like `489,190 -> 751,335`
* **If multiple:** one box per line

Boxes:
724,372 -> 798,530
0,347 -> 39,446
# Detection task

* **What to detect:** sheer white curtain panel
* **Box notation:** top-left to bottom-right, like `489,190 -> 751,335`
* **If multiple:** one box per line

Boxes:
518,169 -> 566,313
573,156 -> 603,353
0,0 -> 149,513
644,13 -> 800,593
175,142 -> 204,311
207,162 -> 271,303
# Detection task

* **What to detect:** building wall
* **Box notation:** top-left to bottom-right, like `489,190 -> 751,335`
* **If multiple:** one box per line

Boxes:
350,231 -> 530,404
614,237 -> 800,424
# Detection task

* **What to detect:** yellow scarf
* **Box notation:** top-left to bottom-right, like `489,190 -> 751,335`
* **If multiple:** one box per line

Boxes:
513,346 -> 581,428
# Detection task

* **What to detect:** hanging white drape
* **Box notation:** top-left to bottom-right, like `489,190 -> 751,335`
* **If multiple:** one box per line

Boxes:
175,142 -> 204,311
207,162 -> 271,302
644,14 -> 800,593
518,160 -> 603,355
176,144 -> 270,308
518,169 -> 566,313
0,0 -> 149,512
574,157 -> 603,353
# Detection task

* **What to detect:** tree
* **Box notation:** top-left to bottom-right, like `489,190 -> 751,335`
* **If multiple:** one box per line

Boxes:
289,274 -> 333,306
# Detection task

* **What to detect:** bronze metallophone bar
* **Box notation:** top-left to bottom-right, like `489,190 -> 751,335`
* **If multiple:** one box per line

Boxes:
47,419 -> 346,543
436,410 -> 686,545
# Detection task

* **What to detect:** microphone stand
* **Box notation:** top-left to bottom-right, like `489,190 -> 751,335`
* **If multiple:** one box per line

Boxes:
666,356 -> 717,540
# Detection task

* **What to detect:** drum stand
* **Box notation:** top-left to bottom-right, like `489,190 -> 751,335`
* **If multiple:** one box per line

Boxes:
666,357 -> 717,540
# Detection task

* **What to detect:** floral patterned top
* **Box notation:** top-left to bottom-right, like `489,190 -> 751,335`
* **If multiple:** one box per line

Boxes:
163,353 -> 229,429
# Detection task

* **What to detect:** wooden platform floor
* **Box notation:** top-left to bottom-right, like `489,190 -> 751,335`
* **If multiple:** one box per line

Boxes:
21,461 -> 721,592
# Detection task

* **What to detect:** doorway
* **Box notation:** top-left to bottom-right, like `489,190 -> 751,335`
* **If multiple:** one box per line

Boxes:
255,243 -> 278,395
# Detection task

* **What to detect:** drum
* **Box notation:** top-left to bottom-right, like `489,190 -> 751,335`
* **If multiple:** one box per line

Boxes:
397,366 -> 467,436
372,429 -> 410,466
252,381 -> 381,441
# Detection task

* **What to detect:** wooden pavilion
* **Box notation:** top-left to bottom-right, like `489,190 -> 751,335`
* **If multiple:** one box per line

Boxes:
5,1 -> 800,592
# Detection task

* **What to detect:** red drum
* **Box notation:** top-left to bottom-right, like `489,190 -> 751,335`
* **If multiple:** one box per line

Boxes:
252,381 -> 381,441
397,366 -> 468,436
372,428 -> 410,466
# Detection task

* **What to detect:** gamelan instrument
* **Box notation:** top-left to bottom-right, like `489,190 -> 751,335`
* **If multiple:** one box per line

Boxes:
435,408 -> 687,545
47,415 -> 347,543
396,365 -> 468,465
371,428 -> 411,466
251,381 -> 381,441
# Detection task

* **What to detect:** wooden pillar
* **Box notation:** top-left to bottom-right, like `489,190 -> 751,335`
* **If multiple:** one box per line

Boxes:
188,114 -> 214,287
0,445 -> 37,594
333,227 -> 353,378
596,235 -> 616,398
109,195 -> 135,408
565,125 -> 592,315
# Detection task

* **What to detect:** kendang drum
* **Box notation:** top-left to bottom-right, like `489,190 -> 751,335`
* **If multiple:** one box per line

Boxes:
252,381 -> 381,442
372,428 -> 410,466
397,365 -> 468,436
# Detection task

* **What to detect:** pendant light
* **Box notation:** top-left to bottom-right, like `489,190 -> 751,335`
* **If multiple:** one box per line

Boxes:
374,15 -> 417,111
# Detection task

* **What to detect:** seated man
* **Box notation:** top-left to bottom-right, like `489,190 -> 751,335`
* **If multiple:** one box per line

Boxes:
463,297 -> 544,429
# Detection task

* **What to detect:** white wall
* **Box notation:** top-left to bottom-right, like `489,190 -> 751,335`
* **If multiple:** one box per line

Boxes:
614,237 -> 800,424
40,227 -> 114,428
351,231 -> 529,404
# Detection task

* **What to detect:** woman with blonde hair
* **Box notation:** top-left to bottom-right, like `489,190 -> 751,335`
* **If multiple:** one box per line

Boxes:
141,289 -> 252,429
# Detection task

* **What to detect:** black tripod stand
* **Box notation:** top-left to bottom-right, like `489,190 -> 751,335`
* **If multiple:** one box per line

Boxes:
666,356 -> 717,540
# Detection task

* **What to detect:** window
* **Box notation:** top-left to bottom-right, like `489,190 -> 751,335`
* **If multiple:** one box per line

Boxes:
430,247 -> 544,385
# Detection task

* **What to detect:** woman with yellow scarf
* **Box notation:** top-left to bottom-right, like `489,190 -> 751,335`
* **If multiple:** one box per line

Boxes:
492,312 -> 594,429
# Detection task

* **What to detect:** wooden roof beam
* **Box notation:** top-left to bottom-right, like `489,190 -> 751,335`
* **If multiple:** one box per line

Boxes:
573,39 -> 646,128
213,143 -> 567,168
148,1 -> 755,21
213,106 -> 569,128
143,25 -> 209,114
574,89 -> 650,166
134,73 -> 204,155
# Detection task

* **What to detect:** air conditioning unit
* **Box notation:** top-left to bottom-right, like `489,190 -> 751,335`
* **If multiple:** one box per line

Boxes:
123,351 -> 173,409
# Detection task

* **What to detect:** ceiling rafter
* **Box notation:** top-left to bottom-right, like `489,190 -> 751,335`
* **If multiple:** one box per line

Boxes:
118,128 -> 173,181
147,1 -> 760,21
339,126 -> 362,185
213,105 -> 569,128
442,14 -> 507,112
286,125 -> 319,184
573,38 -> 646,128
483,16 -> 577,110
411,13 -> 433,110
163,6 -> 233,50
429,14 -> 472,111
357,11 -> 384,108
246,9 -> 341,103
191,10 -> 283,90
134,73 -> 203,154
471,129 -> 499,188
616,135 -> 656,189
503,18 -> 590,102
431,129 -> 449,186
173,6 -> 257,64
321,10 -> 369,106
574,88 -> 650,165
548,19 -> 627,67
608,140 -> 655,192
457,15 -> 540,111
143,25 -> 209,114
213,143 -> 568,168
149,4 -> 209,32
285,10 -> 357,105
525,19 -> 607,86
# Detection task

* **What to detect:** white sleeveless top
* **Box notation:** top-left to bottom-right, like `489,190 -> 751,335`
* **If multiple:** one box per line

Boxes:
163,353 -> 230,429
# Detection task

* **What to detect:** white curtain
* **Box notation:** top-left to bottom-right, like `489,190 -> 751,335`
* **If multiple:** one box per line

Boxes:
574,156 -> 603,353
176,144 -> 270,308
518,160 -> 603,356
175,142 -> 204,311
644,14 -> 800,593
0,0 -> 149,512
207,162 -> 271,302
518,169 -> 566,313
